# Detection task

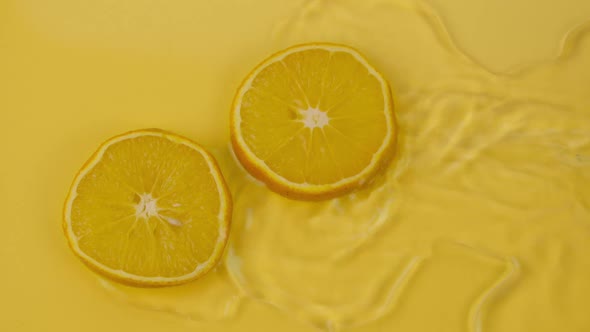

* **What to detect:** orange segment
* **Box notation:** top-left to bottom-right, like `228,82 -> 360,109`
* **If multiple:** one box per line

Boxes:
231,43 -> 396,200
63,129 -> 232,287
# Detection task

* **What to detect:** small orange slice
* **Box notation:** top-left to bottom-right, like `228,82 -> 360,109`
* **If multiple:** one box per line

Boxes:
63,129 -> 232,287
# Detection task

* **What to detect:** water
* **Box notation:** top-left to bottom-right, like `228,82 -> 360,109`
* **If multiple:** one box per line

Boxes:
100,0 -> 590,328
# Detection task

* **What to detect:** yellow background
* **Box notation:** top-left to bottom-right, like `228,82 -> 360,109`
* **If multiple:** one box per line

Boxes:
2,0 -> 590,331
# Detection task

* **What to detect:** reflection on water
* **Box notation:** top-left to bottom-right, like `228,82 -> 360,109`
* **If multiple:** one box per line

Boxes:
98,265 -> 242,322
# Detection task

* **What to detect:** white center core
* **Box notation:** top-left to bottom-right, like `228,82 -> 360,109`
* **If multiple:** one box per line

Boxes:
300,108 -> 329,129
136,193 -> 159,219
134,193 -> 183,226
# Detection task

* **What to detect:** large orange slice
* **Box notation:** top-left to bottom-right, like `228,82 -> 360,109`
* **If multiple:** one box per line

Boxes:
230,43 -> 396,200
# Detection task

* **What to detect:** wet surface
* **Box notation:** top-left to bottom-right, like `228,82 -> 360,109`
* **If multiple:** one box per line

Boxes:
2,0 -> 590,331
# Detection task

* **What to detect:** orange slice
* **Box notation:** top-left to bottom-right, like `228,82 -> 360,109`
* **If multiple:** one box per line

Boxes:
230,43 -> 396,200
63,129 -> 232,287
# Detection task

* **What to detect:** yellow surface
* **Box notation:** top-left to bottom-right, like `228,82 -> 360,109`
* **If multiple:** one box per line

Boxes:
64,129 -> 231,286
2,0 -> 590,331
231,43 -> 396,199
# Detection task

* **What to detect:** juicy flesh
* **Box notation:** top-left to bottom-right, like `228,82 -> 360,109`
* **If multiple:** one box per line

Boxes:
70,135 -> 222,278
240,49 -> 388,185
